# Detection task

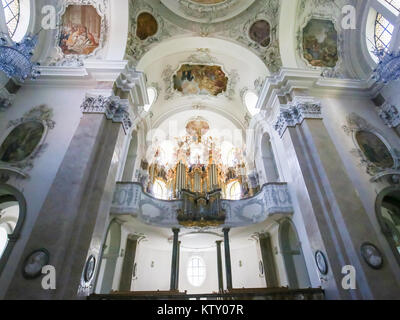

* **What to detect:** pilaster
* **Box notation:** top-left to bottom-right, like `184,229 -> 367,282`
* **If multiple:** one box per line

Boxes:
5,94 -> 132,299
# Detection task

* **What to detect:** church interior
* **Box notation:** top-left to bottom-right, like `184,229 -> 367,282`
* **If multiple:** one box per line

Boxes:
0,0 -> 400,300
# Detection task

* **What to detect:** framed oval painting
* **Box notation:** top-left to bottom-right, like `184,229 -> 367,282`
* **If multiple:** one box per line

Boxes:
355,131 -> 394,169
249,20 -> 271,47
0,121 -> 45,164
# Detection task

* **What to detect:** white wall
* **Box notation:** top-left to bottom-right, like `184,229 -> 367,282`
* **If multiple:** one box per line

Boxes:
178,250 -> 219,294
320,93 -> 400,284
131,244 -> 171,291
230,241 -> 265,289
0,84 -> 88,298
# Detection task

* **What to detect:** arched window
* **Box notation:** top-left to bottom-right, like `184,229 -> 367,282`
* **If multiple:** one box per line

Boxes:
261,133 -> 279,182
227,180 -> 241,200
1,0 -> 20,38
144,87 -> 157,112
187,256 -> 206,287
153,179 -> 167,200
374,13 -> 394,50
243,91 -> 260,116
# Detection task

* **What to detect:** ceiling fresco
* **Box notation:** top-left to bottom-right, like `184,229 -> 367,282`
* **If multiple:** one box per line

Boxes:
173,64 -> 228,96
302,19 -> 338,68
126,0 -> 282,73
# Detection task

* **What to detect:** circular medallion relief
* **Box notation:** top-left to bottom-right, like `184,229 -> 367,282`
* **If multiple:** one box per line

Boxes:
249,20 -> 271,47
355,131 -> 394,169
0,121 -> 45,164
360,242 -> 384,270
22,249 -> 50,279
315,250 -> 328,275
136,12 -> 158,41
83,255 -> 96,282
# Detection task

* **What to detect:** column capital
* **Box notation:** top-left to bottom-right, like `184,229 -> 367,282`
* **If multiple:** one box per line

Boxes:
377,102 -> 400,128
274,98 -> 322,137
172,228 -> 180,234
80,95 -> 133,134
222,227 -> 230,234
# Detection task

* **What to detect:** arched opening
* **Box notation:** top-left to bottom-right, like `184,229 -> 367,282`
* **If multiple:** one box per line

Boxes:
243,90 -> 260,116
144,87 -> 157,112
376,188 -> 400,266
0,183 -> 26,275
96,220 -> 121,294
152,178 -> 167,200
279,220 -> 310,289
261,133 -> 279,182
122,131 -> 138,181
226,180 -> 241,200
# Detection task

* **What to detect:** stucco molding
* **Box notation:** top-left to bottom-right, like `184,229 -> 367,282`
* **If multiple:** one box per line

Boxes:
0,105 -> 56,171
111,182 -> 293,228
342,112 -> 400,176
161,50 -> 239,101
48,0 -> 110,67
274,98 -> 322,137
377,102 -> 400,129
81,95 -> 132,134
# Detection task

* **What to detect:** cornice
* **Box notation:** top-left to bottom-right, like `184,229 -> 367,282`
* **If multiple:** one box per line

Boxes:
258,68 -> 383,114
22,60 -> 129,87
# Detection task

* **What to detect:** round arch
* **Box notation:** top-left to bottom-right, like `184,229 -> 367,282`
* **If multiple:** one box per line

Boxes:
95,219 -> 122,294
261,132 -> 279,183
136,36 -> 269,76
278,219 -> 311,289
0,183 -> 26,276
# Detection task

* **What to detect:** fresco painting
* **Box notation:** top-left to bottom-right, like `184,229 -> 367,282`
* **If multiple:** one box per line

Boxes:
356,131 -> 394,169
136,12 -> 158,40
302,19 -> 338,68
249,20 -> 271,47
59,5 -> 101,55
0,121 -> 45,163
173,64 -> 228,96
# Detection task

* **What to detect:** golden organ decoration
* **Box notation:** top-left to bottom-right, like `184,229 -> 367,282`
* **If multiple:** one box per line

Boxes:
146,117 -> 251,201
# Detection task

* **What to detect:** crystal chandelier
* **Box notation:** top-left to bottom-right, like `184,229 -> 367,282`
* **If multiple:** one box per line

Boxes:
0,33 -> 41,82
372,48 -> 400,84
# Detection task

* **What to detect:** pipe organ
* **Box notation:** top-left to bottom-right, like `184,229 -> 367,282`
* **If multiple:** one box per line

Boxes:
145,116 -> 254,201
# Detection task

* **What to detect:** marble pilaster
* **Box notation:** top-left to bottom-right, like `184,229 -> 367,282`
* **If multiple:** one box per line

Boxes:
5,95 -> 131,299
274,98 -> 400,299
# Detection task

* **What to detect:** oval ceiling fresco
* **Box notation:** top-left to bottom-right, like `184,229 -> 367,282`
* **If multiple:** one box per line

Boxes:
249,20 -> 271,47
136,12 -> 158,41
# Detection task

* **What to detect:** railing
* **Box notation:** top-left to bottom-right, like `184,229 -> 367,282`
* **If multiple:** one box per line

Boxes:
88,288 -> 324,300
111,182 -> 293,228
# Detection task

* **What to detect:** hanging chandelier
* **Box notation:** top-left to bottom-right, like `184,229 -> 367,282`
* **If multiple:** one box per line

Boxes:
372,48 -> 400,84
0,33 -> 41,82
